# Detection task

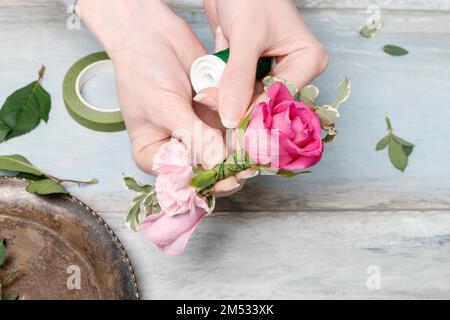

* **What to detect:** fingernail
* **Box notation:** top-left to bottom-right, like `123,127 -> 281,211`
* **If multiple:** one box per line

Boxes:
221,98 -> 241,128
244,170 -> 259,179
215,26 -> 223,35
194,93 -> 218,110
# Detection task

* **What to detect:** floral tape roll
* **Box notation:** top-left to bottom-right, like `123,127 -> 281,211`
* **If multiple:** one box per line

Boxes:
190,48 -> 273,93
63,51 -> 126,132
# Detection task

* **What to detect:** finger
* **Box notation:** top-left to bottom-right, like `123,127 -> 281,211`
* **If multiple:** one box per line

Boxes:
218,33 -> 262,129
203,0 -> 219,32
193,87 -> 218,111
271,42 -> 329,91
214,176 -> 245,198
215,26 -> 229,52
130,125 -> 169,175
235,168 -> 259,182
169,19 -> 208,74
157,95 -> 226,170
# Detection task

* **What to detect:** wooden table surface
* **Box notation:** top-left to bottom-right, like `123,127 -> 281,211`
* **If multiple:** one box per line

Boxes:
1,0 -> 450,299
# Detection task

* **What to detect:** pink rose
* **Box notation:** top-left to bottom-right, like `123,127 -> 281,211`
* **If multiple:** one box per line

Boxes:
244,82 -> 323,170
141,207 -> 205,256
142,139 -> 210,255
152,139 -> 190,175
155,172 -> 209,218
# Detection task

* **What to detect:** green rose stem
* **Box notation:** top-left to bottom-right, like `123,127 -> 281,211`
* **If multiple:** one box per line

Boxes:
191,150 -> 253,193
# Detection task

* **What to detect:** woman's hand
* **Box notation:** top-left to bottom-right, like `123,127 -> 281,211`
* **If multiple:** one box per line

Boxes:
78,0 -> 227,172
78,0 -> 253,196
199,0 -> 329,129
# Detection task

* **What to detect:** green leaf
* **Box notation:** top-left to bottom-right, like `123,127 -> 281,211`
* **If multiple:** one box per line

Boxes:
125,194 -> 147,231
206,195 -> 216,210
299,85 -> 319,105
0,121 -> 10,142
0,73 -> 51,141
322,133 -> 337,144
15,172 -> 47,181
263,76 -> 298,98
383,45 -> 409,56
142,192 -> 160,216
392,135 -> 414,148
0,237 -> 6,266
0,154 -> 43,176
26,179 -> 67,195
142,192 -> 156,208
315,105 -> 340,127
376,135 -> 391,150
403,145 -> 414,157
388,140 -> 408,172
2,294 -> 18,300
238,107 -> 253,134
331,77 -> 351,109
122,176 -> 153,193
191,170 -> 218,190
276,169 -> 311,177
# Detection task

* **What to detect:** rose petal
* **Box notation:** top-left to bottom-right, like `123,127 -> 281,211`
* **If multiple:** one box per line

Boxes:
267,82 -> 294,105
153,139 -> 190,175
141,209 -> 205,255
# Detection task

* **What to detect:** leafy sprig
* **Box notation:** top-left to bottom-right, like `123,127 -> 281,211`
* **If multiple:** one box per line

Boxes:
123,176 -> 159,231
0,66 -> 52,143
376,117 -> 414,172
0,154 -> 98,195
0,237 -> 19,300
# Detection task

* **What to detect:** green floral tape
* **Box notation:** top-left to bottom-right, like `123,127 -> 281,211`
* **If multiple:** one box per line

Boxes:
190,48 -> 273,93
63,51 -> 126,132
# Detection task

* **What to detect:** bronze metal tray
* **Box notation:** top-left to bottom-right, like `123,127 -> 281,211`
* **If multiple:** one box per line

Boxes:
0,176 -> 139,300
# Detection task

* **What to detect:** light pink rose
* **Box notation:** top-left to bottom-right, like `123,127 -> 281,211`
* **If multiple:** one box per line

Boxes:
155,172 -> 209,218
142,139 -> 210,255
152,139 -> 190,175
244,82 -> 323,170
141,207 -> 206,256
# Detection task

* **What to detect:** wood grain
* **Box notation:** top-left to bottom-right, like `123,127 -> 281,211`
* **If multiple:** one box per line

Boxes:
168,0 -> 450,11
0,1 -> 450,299
106,210 -> 450,299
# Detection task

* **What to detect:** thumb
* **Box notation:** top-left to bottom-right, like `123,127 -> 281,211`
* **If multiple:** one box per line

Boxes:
218,39 -> 261,129
161,100 -> 225,170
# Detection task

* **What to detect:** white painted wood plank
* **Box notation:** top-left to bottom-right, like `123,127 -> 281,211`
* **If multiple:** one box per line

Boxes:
104,210 -> 450,299
167,0 -> 450,11
0,3 -> 450,213
4,0 -> 450,11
